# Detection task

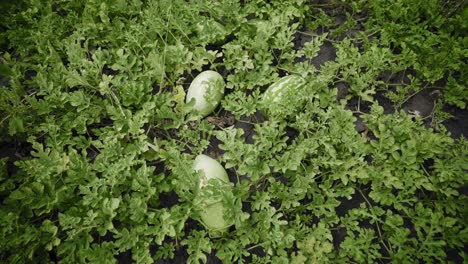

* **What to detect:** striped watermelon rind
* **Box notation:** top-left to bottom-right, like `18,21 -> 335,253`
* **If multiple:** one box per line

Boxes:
261,75 -> 306,118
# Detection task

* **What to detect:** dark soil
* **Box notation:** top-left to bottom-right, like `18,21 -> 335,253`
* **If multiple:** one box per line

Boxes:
442,105 -> 468,139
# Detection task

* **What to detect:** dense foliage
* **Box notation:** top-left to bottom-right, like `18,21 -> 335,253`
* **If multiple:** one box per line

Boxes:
0,0 -> 467,263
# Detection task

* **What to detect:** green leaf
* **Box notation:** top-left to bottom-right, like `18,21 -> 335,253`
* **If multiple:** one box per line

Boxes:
182,230 -> 212,264
8,116 -> 24,136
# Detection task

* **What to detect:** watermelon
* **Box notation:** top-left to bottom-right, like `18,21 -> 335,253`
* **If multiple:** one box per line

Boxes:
192,154 -> 233,233
261,74 -> 306,118
186,71 -> 225,117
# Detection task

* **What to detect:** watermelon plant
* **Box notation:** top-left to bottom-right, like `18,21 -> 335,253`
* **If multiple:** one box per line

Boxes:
0,0 -> 466,263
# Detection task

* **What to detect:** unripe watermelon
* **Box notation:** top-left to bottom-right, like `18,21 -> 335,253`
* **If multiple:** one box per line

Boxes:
261,75 -> 306,118
192,154 -> 233,233
186,71 -> 225,117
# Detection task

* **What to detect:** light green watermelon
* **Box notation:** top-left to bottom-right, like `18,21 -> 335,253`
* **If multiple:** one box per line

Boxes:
186,71 -> 225,117
192,154 -> 233,233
